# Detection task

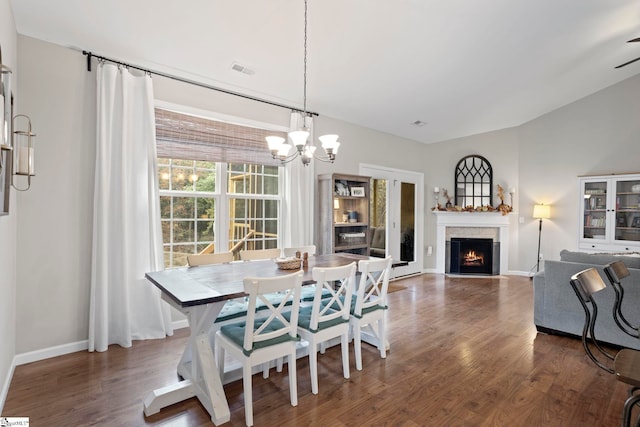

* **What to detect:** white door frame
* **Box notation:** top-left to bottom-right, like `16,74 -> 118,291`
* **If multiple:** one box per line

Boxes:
359,164 -> 424,277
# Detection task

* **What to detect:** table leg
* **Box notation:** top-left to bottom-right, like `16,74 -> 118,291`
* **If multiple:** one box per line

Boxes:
144,302 -> 231,425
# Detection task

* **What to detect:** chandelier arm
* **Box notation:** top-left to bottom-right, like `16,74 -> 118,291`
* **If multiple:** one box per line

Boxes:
312,151 -> 335,163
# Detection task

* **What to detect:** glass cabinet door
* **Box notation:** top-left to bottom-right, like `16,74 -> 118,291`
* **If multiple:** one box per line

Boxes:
614,178 -> 640,243
582,180 -> 608,240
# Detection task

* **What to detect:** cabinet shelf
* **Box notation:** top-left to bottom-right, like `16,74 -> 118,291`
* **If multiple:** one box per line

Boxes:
335,244 -> 368,251
579,174 -> 640,252
319,173 -> 371,256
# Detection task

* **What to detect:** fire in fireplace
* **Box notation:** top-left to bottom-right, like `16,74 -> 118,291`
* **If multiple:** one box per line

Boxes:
447,237 -> 499,275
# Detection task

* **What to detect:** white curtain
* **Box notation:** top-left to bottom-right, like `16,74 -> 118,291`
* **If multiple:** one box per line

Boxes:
89,63 -> 172,352
282,112 -> 315,248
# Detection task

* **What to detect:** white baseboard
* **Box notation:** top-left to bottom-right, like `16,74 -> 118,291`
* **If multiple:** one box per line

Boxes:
0,357 -> 16,414
172,319 -> 189,330
14,340 -> 89,366
13,319 -> 190,368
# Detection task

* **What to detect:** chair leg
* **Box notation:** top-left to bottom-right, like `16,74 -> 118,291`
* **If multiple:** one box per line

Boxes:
378,318 -> 387,359
243,365 -> 254,427
622,392 -> 640,427
353,322 -> 363,371
289,350 -> 298,407
263,363 -> 269,379
277,357 -> 283,372
309,343 -> 319,395
341,333 -> 350,380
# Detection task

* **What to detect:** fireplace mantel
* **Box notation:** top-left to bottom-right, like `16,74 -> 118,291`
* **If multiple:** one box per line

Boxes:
433,211 -> 511,274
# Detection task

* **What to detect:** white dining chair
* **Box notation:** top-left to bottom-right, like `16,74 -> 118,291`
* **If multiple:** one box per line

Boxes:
282,245 -> 317,257
186,251 -> 233,266
290,262 -> 356,394
239,248 -> 281,261
351,256 -> 392,370
216,271 -> 303,427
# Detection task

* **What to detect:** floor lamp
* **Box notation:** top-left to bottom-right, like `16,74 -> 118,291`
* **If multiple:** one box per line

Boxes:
533,204 -> 551,273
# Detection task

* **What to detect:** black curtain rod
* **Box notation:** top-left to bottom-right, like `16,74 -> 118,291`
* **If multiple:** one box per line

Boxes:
82,50 -> 319,117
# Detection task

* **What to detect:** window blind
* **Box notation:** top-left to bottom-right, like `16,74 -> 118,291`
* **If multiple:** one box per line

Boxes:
155,108 -> 286,166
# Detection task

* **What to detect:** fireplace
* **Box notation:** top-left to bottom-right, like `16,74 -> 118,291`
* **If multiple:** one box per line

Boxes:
446,238 -> 500,275
433,211 -> 510,275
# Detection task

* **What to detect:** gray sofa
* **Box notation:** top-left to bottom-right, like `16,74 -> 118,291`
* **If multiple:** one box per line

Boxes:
533,249 -> 640,350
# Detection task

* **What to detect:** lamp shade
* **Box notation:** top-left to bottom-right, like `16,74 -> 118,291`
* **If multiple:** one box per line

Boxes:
288,130 -> 309,149
533,204 -> 551,219
266,136 -> 285,151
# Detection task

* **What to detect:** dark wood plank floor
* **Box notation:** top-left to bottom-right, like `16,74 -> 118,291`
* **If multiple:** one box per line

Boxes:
3,274 -> 632,426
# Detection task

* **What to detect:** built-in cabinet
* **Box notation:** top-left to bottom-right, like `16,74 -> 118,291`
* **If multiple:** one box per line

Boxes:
579,173 -> 640,252
318,173 -> 370,255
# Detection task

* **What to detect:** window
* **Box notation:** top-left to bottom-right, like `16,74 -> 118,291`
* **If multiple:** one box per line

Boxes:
156,108 -> 286,268
159,159 -> 217,267
454,155 -> 493,208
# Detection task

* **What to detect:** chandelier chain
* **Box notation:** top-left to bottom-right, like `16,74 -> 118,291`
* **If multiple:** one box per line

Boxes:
303,0 -> 308,117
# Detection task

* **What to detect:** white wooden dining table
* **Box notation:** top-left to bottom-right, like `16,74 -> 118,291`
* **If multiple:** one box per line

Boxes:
142,252 -> 372,425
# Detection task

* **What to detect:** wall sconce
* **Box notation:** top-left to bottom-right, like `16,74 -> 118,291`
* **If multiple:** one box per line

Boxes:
12,114 -> 36,191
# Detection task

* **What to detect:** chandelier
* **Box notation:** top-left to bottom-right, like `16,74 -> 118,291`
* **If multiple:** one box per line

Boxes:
266,0 -> 340,166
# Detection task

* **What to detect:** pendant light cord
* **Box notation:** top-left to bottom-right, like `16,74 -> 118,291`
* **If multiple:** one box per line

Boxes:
303,0 -> 308,118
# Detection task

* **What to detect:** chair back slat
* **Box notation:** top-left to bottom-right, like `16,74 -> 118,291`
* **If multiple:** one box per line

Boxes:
187,251 -> 233,266
242,271 -> 303,352
310,262 -> 356,329
570,268 -> 606,301
604,260 -> 630,284
240,248 -> 282,261
355,257 -> 392,316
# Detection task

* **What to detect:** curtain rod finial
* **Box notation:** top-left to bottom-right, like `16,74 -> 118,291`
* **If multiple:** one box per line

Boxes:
84,51 -> 93,72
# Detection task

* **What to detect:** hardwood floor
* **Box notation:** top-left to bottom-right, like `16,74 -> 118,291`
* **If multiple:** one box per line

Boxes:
3,274 -> 632,426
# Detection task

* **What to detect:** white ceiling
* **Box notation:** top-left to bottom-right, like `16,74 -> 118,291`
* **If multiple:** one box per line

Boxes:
10,0 -> 640,144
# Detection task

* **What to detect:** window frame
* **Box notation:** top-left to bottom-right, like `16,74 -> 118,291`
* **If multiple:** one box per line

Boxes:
155,102 -> 289,268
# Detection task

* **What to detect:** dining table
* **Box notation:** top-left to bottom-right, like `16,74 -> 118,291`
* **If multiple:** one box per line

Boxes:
142,252 -> 375,425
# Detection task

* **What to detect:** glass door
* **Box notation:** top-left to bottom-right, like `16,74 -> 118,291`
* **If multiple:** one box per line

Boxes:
614,178 -> 640,243
360,164 -> 423,277
582,180 -> 608,241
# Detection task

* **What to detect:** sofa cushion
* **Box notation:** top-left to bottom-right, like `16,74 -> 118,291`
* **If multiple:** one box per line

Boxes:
559,249 -> 640,269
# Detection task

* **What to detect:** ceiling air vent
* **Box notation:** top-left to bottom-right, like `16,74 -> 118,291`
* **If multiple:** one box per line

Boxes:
231,62 -> 255,75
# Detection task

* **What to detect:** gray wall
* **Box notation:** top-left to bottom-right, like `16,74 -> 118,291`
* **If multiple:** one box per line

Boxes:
12,36 -> 428,356
3,27 -> 640,383
421,127 -> 520,271
516,73 -> 640,271
0,0 -> 17,409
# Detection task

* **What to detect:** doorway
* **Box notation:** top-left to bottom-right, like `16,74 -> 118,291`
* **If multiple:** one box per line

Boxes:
360,164 -> 424,277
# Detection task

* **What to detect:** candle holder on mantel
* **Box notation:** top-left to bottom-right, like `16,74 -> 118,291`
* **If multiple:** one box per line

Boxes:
12,114 -> 36,191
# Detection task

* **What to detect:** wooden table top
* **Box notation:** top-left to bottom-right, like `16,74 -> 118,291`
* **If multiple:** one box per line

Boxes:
146,253 -> 371,308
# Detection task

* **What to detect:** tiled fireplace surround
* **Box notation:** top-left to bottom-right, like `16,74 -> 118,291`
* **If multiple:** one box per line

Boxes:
433,211 -> 510,275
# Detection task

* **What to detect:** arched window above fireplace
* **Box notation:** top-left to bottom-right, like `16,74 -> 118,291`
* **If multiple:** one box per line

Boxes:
454,155 -> 493,208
